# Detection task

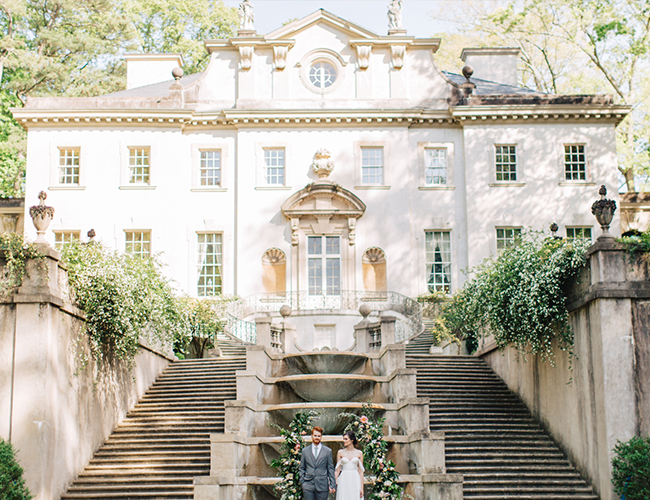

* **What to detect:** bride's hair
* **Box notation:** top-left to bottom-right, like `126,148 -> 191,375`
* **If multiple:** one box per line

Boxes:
343,431 -> 358,445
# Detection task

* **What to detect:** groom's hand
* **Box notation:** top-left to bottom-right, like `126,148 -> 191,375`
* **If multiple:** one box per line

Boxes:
329,488 -> 336,493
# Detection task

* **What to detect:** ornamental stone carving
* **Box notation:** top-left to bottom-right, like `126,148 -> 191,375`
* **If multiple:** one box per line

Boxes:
291,218 -> 300,246
348,218 -> 356,246
273,46 -> 288,71
387,0 -> 403,30
238,0 -> 254,30
391,45 -> 406,70
356,46 -> 372,70
591,185 -> 617,239
311,149 -> 335,179
29,191 -> 54,245
239,46 -> 254,70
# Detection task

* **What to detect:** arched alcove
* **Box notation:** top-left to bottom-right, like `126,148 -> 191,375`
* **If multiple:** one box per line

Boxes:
362,247 -> 387,292
262,248 -> 287,294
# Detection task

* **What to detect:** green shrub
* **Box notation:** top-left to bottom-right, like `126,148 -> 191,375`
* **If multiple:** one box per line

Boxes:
0,438 -> 33,500
440,232 -> 589,362
612,436 -> 650,500
175,296 -> 235,359
61,241 -> 188,365
0,233 -> 44,301
619,231 -> 650,257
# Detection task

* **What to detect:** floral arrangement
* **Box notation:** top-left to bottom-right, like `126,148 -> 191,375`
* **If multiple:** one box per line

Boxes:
342,404 -> 404,500
270,410 -> 319,500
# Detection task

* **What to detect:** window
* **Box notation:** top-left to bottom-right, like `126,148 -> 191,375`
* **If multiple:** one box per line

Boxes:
125,231 -> 151,257
425,231 -> 451,293
58,149 -> 80,185
564,145 -> 586,181
496,228 -> 522,250
309,61 -> 337,89
264,148 -> 285,185
197,233 -> 222,296
200,150 -> 221,186
361,147 -> 384,185
566,227 -> 592,242
54,231 -> 80,248
425,149 -> 447,185
129,148 -> 150,184
495,145 -> 517,182
308,235 -> 340,296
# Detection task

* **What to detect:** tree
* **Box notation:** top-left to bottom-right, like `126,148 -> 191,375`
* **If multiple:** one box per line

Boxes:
127,0 -> 238,75
432,0 -> 650,191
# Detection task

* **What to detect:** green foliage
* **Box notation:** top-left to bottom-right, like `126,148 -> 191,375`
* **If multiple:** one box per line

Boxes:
270,410 -> 319,500
611,435 -> 650,500
0,438 -> 33,500
619,231 -> 650,257
441,233 -> 590,363
61,240 -> 187,365
0,233 -> 43,300
175,296 -> 236,359
128,0 -> 238,75
342,404 -> 404,500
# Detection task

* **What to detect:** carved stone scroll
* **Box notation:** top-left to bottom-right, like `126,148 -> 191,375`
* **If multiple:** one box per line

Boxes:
239,46 -> 254,70
391,45 -> 406,70
273,46 -> 288,71
356,46 -> 372,71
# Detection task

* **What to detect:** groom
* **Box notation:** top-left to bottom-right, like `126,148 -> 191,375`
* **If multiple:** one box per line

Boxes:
299,426 -> 336,500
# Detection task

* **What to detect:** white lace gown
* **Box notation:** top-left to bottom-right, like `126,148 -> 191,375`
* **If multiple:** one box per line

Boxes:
335,457 -> 364,500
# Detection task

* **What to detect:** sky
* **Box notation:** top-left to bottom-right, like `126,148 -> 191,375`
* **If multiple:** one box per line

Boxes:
221,0 -> 459,38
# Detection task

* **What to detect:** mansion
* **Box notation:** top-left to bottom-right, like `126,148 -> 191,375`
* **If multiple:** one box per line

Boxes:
13,8 -> 629,299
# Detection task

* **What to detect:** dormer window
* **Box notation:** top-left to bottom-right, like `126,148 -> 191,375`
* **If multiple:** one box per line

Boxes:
309,61 -> 337,89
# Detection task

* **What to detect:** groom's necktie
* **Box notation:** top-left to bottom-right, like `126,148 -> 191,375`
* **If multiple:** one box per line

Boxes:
313,445 -> 320,458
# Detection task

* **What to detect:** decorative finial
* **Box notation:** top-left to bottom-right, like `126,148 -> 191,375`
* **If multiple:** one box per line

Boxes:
238,0 -> 254,31
29,191 -> 55,245
87,229 -> 96,241
172,67 -> 183,81
550,222 -> 561,240
280,305 -> 292,319
387,0 -> 403,30
359,303 -> 372,319
311,149 -> 335,179
591,184 -> 617,239
462,65 -> 474,81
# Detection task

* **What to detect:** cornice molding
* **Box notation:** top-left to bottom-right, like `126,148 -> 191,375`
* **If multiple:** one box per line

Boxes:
450,104 -> 631,125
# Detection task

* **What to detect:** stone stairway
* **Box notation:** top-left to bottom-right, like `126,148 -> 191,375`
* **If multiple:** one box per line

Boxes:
405,324 -> 435,354
60,357 -> 245,500
406,355 -> 599,500
216,331 -> 248,357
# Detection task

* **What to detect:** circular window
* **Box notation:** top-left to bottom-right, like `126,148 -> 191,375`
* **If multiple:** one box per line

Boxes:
309,61 -> 337,89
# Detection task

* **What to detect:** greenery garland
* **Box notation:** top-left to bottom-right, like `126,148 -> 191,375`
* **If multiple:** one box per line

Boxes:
270,410 -> 319,500
0,233 -> 44,301
439,232 -> 590,362
342,404 -> 403,500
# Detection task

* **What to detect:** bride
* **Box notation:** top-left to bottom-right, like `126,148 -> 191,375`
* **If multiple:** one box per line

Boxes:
335,431 -> 364,499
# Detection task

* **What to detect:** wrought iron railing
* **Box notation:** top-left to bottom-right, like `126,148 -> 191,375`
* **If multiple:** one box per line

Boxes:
225,290 -> 423,345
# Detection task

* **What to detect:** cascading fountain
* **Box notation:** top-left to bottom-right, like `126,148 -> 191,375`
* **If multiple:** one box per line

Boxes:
194,308 -> 462,500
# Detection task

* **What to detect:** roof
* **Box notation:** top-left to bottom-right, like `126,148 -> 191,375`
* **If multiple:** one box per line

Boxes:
103,72 -> 204,99
443,71 -> 542,96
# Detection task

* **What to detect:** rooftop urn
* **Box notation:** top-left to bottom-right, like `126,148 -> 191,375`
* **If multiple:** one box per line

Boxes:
29,191 -> 54,245
591,185 -> 617,239
311,149 -> 335,179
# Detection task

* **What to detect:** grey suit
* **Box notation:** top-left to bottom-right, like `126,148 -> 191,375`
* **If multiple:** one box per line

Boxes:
299,444 -> 336,500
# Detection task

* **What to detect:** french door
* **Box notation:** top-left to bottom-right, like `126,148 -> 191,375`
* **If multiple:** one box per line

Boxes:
308,236 -> 341,296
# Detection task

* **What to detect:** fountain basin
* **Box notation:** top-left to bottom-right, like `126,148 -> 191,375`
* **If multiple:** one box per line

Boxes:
283,352 -> 368,375
276,374 -> 377,402
267,402 -> 384,435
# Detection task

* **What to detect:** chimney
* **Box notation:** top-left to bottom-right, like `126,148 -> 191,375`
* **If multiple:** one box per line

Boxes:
125,54 -> 184,90
460,48 -> 519,87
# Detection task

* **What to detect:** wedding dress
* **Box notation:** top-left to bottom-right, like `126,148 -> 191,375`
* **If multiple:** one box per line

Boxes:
335,457 -> 364,500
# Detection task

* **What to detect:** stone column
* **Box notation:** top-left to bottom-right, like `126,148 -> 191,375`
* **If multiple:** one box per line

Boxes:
380,315 -> 396,345
354,320 -> 370,353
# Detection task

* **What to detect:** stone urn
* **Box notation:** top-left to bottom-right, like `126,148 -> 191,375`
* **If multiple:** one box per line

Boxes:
29,191 -> 55,244
591,185 -> 617,239
311,149 -> 335,179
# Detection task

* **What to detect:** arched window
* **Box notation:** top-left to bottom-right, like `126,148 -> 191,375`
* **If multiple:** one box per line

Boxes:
262,248 -> 287,294
362,247 -> 387,292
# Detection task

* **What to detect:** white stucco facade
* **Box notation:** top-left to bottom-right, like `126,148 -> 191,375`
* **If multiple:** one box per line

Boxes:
14,9 -> 629,299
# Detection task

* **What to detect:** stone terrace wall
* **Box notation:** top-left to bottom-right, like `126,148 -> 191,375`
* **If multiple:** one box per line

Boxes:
0,247 -> 173,500
478,239 -> 650,500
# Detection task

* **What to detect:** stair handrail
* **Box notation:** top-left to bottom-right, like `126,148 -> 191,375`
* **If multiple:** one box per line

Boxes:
225,290 -> 424,345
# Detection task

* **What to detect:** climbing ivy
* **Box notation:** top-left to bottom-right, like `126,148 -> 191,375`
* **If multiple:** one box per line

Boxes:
0,233 -> 44,301
440,232 -> 590,363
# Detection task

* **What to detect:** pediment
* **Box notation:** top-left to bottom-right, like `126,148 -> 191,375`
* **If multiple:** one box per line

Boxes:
282,182 -> 366,219
266,9 -> 378,41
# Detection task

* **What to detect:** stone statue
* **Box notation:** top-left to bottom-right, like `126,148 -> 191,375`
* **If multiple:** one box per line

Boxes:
388,0 -> 403,30
239,0 -> 254,30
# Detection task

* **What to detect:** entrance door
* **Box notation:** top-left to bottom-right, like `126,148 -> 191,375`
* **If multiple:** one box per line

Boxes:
308,236 -> 341,296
